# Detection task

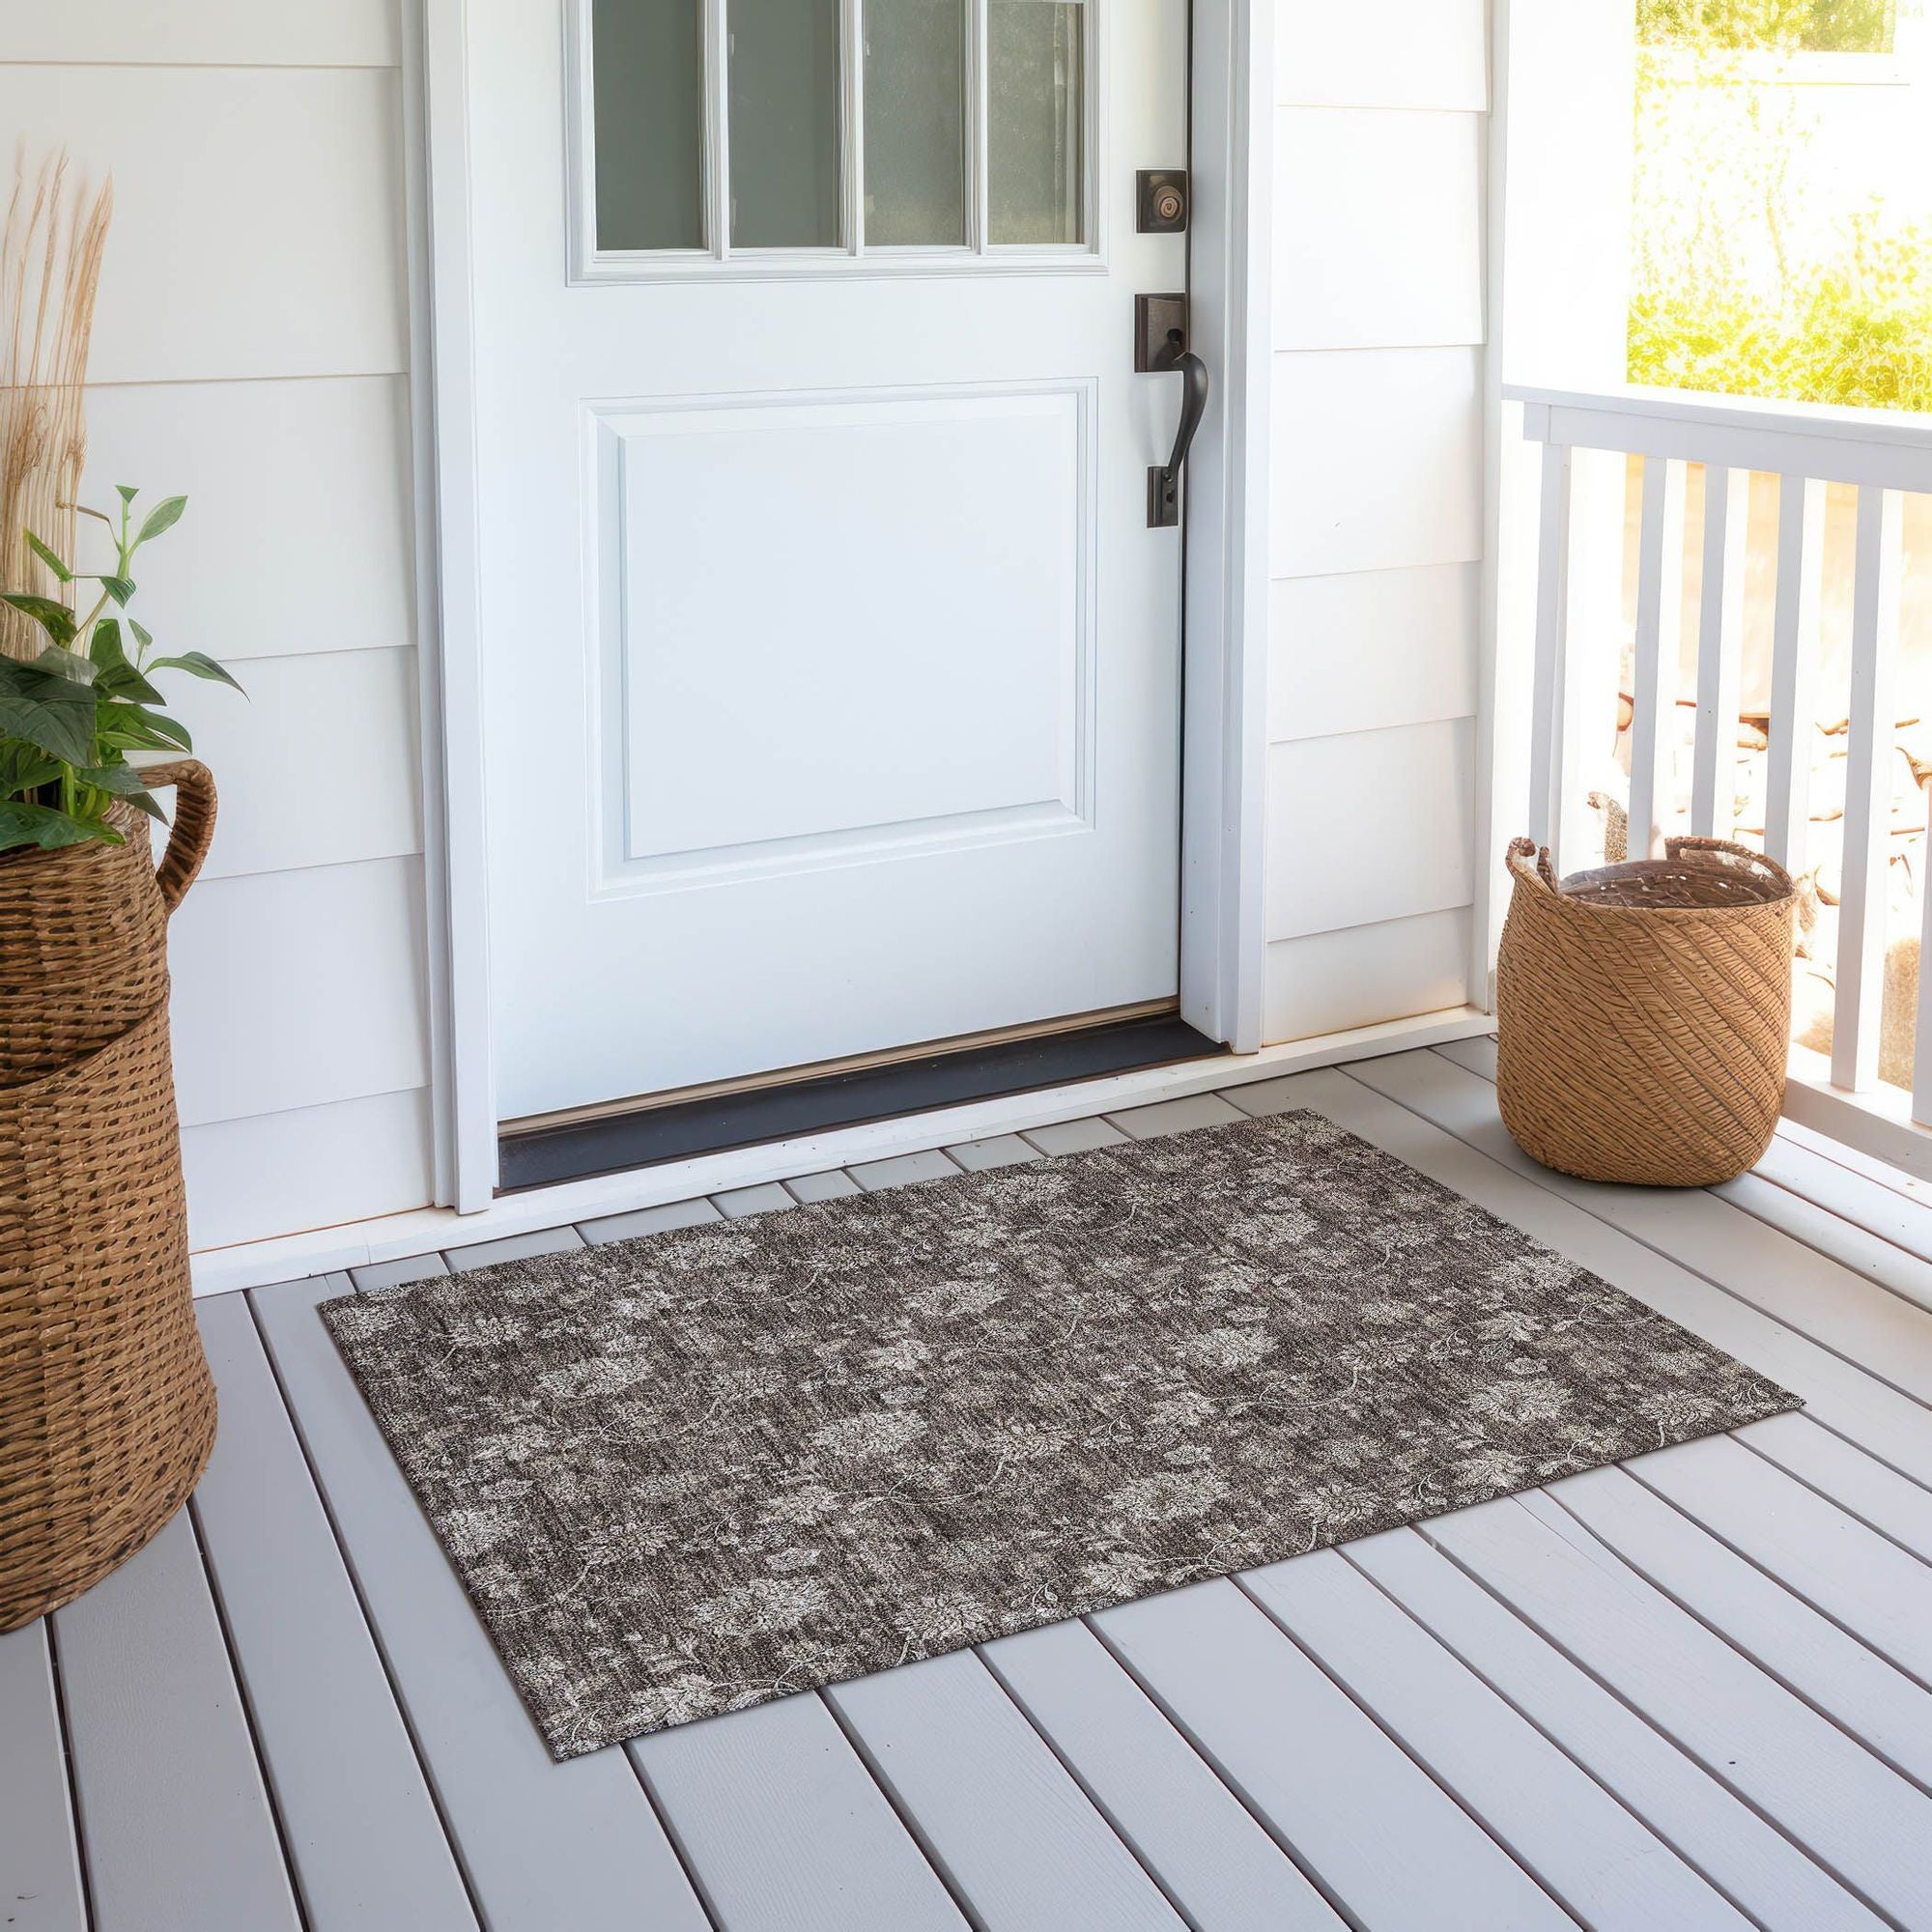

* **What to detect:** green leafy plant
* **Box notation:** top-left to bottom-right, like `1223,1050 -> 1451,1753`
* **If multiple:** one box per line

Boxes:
0,488 -> 242,855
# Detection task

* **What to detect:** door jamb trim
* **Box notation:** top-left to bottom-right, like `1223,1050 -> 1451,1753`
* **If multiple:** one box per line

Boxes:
410,0 -> 1274,1210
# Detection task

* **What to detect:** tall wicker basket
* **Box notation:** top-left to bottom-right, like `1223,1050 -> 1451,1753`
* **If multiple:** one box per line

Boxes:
1496,834 -> 1798,1187
1,760 -> 219,1630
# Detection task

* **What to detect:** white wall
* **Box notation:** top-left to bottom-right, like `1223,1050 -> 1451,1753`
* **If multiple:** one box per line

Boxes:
1261,0 -> 1491,1042
0,9 -> 439,1248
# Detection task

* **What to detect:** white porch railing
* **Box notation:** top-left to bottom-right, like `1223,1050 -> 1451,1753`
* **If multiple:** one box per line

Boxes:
1505,383 -> 1932,1175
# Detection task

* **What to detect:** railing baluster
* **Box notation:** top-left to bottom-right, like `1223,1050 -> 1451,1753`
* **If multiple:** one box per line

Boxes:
1766,473 -> 1827,874
1629,456 -> 1686,860
1834,487 -> 1905,1092
1527,439 -> 1573,862
1690,468 -> 1749,839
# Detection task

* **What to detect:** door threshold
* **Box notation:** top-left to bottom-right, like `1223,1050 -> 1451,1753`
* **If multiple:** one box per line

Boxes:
497,1011 -> 1225,1194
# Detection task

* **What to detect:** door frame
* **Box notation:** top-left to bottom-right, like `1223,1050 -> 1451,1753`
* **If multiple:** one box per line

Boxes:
407,0 -> 1275,1211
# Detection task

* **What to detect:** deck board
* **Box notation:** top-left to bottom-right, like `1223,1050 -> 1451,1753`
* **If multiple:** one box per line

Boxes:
53,1511 -> 300,1932
1348,1523 -> 1885,1932
249,1273 -> 711,1932
633,1690 -> 968,1932
981,1617 -> 1348,1932
1241,1548 -> 1750,1928
1434,1494 -> 1932,1928
0,1620 -> 86,1932
826,1649 -> 1187,1931
1093,1577 -> 1574,1930
9,1048 -> 1932,1927
192,1291 -> 478,1928
1549,1461 -> 1932,1787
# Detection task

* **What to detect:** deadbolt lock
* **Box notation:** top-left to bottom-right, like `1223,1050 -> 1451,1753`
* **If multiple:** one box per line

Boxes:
1137,170 -> 1188,234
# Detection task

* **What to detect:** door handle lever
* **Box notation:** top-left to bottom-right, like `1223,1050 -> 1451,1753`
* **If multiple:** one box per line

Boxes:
1148,342 -> 1208,527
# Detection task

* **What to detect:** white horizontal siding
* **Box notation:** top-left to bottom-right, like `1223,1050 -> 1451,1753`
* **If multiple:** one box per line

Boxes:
1271,348 -> 1484,578
1264,909 -> 1474,1043
1269,564 -> 1479,743
168,858 -> 430,1130
0,0 -> 398,67
163,648 -> 422,882
81,378 -> 415,663
1277,0 -> 1490,111
1273,111 -> 1484,351
181,1090 -> 434,1252
3,24 -> 441,1245
1266,720 -> 1477,940
0,65 -> 408,384
1263,4 -> 1489,1043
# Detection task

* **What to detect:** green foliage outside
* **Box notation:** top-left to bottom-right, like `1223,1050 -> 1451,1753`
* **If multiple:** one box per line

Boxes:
1628,0 -> 1931,411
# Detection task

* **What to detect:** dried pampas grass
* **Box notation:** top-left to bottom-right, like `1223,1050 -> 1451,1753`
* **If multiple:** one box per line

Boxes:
1,149 -> 112,662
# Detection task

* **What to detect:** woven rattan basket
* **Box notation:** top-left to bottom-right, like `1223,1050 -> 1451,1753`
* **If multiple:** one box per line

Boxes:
1,760 -> 219,1631
1495,834 -> 1798,1187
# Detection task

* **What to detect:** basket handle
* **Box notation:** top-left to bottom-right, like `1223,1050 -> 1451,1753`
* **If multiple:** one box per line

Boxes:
141,758 -> 217,915
1505,836 -> 1560,894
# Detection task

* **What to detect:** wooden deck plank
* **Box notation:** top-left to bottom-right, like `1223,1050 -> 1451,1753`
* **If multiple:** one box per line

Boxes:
1242,1548 -> 1750,1928
1429,1494 -> 1932,1928
1749,1133 -> 1932,1273
444,1226 -> 585,1271
1742,1412 -> 1932,1562
0,1621 -> 87,1932
943,1133 -> 1041,1172
250,1274 -> 710,1932
192,1291 -> 477,1929
53,1510 -> 300,1932
1091,1577 -> 1573,1930
1349,1525 -> 1883,1932
1621,1435 -> 1932,1686
1548,1463 -> 1932,1787
1719,1173 -> 1932,1320
1351,1052 -> 1932,1409
1273,1061 -> 1932,1488
710,1182 -> 797,1219
1102,1093 -> 1246,1139
578,1197 -> 723,1243
352,1250 -> 450,1293
825,1648 -> 1185,1931
1021,1117 -> 1128,1155
847,1150 -> 960,1192
631,1691 -> 968,1932
981,1617 -> 1347,1932
782,1170 -> 861,1203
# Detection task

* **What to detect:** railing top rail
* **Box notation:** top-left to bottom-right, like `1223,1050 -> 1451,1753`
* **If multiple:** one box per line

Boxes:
1505,384 -> 1932,491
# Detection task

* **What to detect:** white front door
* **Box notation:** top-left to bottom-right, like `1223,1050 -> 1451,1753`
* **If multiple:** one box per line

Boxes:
469,0 -> 1192,1122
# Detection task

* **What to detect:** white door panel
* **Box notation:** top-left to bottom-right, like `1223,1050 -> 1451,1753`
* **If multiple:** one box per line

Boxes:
471,0 -> 1189,1119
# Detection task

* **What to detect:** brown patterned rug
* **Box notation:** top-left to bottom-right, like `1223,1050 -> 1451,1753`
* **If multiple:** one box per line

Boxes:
322,1109 -> 1798,1759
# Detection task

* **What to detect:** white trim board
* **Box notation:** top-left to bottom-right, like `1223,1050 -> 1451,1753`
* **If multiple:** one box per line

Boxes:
187,1005 -> 1493,1297
412,0 -> 1274,1208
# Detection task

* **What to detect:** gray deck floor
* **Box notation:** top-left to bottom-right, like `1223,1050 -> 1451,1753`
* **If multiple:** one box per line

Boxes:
9,1040 -> 1932,1931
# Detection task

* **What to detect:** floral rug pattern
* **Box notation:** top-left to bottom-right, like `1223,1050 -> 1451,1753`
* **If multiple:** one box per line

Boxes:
322,1110 -> 1798,1758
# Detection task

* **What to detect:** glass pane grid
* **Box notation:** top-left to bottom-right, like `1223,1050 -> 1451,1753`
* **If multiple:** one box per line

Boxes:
584,0 -> 1093,266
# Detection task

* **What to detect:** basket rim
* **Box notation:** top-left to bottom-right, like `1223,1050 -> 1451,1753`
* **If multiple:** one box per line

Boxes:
1507,836 -> 1798,920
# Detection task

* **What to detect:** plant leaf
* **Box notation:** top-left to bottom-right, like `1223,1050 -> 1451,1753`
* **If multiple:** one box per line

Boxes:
23,531 -> 71,582
0,656 -> 97,764
133,496 -> 186,546
0,592 -> 77,647
129,619 -> 154,652
152,650 -> 244,694
32,643 -> 99,686
77,768 -> 166,820
89,620 -> 164,705
95,702 -> 187,755
98,575 -> 136,607
114,484 -> 138,506
0,801 -> 121,853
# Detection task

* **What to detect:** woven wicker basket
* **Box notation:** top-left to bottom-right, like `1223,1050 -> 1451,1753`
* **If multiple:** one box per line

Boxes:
1495,834 -> 1798,1187
1,761 -> 219,1631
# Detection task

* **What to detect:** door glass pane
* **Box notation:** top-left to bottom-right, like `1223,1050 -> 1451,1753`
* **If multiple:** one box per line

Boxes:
988,0 -> 1084,245
729,0 -> 843,248
592,0 -> 705,250
864,0 -> 967,246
